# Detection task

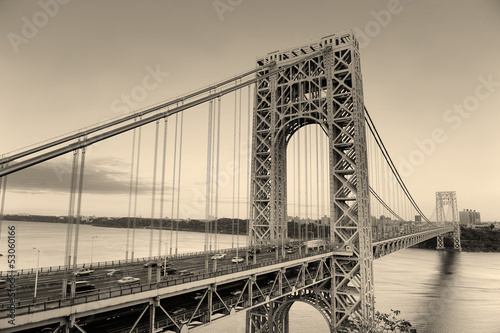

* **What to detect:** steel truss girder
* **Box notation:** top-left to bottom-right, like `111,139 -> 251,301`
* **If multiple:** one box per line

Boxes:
373,227 -> 454,258
249,31 -> 373,331
435,191 -> 462,251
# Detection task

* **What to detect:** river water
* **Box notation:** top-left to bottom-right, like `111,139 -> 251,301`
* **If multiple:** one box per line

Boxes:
1,221 -> 499,332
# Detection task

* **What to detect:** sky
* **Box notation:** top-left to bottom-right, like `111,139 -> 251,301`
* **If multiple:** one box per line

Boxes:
0,0 -> 499,221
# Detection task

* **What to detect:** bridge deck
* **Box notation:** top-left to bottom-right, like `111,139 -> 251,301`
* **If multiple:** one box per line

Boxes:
0,227 -> 453,332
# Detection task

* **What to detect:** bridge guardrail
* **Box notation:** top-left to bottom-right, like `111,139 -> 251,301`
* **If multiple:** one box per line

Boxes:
0,228 -> 454,317
0,246 -> 329,317
0,245 -> 253,277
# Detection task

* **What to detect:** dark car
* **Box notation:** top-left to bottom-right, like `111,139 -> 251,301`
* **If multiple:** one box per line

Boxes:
171,307 -> 186,315
143,262 -> 159,268
267,245 -> 277,252
161,267 -> 177,276
67,281 -> 95,293
178,270 -> 194,276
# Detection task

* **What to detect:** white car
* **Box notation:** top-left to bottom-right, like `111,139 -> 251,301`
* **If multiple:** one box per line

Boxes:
73,268 -> 94,277
231,257 -> 244,263
117,276 -> 140,285
211,253 -> 226,260
230,289 -> 242,296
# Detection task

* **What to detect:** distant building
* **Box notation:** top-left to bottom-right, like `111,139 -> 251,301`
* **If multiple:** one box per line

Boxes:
459,209 -> 481,227
415,215 -> 422,223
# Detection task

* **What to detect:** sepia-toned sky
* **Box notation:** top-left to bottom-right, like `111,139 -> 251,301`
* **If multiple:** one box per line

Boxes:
1,0 -> 499,221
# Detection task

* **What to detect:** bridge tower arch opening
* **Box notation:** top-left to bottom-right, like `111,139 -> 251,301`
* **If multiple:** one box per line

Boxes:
285,121 -> 330,245
248,30 -> 374,332
436,191 -> 462,251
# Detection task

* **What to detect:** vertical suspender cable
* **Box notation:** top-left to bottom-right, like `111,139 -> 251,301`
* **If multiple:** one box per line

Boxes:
126,128 -> 136,262
320,128 -> 325,240
150,120 -> 160,258
63,150 -> 78,298
315,126 -> 320,240
237,86 -> 242,253
297,128 -> 301,251
246,86 -> 252,251
131,126 -> 142,262
170,112 -> 179,256
65,150 -> 79,269
0,164 -> 8,246
292,136 -> 300,243
231,82 -> 237,250
299,125 -> 309,251
175,111 -> 184,256
292,127 -> 296,244
210,96 -> 217,251
72,146 -> 86,269
204,97 -> 214,271
215,96 -> 222,254
158,116 -> 168,257
308,124 -> 312,243
376,137 -> 381,218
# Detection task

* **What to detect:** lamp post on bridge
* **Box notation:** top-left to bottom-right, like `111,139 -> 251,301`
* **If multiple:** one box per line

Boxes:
162,241 -> 168,278
90,236 -> 98,267
33,247 -> 40,302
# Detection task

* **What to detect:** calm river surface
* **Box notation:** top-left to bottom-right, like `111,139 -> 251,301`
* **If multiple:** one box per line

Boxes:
1,221 -> 499,332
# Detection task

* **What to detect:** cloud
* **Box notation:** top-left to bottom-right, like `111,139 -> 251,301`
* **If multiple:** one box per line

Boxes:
6,157 -> 158,195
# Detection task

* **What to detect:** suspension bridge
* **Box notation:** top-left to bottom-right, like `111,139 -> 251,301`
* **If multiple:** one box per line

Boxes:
0,31 -> 461,333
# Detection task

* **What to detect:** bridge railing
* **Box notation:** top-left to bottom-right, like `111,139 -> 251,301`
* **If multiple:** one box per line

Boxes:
0,245 -> 252,277
0,245 -> 331,317
1,225 -> 451,278
372,225 -> 450,243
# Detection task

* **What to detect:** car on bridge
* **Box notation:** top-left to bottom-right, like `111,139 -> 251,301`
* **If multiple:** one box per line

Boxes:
248,248 -> 261,254
211,252 -> 226,260
160,267 -> 177,276
106,269 -> 124,277
178,270 -> 194,276
230,289 -> 242,296
66,281 -> 95,293
267,245 -> 277,252
171,307 -> 187,316
192,292 -> 205,300
143,261 -> 161,268
117,276 -> 141,285
231,257 -> 244,263
73,268 -> 94,277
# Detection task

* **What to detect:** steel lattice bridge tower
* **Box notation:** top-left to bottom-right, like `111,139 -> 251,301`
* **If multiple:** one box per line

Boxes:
247,32 -> 373,331
436,191 -> 462,251
0,31 -> 460,333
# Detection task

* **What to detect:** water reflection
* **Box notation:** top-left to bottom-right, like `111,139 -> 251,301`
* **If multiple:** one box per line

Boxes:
420,250 -> 460,333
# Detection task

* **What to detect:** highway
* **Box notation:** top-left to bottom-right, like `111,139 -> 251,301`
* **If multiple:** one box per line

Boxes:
4,243 -> 320,332
0,244 -> 309,313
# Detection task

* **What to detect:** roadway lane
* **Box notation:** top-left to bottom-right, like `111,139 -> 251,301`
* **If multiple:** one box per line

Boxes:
0,244 -> 309,308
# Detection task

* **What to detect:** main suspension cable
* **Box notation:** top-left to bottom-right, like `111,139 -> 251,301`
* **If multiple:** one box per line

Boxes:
365,107 -> 429,222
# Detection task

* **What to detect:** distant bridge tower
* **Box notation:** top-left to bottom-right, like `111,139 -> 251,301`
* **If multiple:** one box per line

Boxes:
248,31 -> 373,332
436,191 -> 462,251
